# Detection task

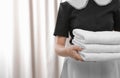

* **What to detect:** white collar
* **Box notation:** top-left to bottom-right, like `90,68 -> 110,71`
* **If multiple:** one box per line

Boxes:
67,0 -> 89,9
64,0 -> 112,9
94,0 -> 112,6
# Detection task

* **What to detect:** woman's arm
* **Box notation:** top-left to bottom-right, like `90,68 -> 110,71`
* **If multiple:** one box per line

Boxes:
55,36 -> 84,61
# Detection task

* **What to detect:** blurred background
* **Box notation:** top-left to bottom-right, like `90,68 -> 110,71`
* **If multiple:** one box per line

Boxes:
0,0 -> 68,78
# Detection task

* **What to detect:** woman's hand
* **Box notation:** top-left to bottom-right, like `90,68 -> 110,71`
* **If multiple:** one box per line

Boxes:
55,36 -> 84,61
65,45 -> 84,61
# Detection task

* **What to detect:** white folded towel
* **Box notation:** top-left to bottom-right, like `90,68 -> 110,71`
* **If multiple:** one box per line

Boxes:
72,39 -> 120,53
79,52 -> 120,62
73,29 -> 120,45
72,29 -> 120,61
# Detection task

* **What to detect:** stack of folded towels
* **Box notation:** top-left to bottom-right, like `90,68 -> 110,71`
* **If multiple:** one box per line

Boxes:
72,29 -> 120,62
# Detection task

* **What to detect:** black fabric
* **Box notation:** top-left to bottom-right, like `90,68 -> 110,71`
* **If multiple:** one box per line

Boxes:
113,1 -> 120,31
53,0 -> 120,44
53,2 -> 73,37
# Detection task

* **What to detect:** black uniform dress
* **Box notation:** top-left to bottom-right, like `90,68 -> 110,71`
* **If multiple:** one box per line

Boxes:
53,0 -> 120,78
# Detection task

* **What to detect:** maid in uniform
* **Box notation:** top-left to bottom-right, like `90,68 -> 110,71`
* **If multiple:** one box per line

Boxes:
53,0 -> 120,78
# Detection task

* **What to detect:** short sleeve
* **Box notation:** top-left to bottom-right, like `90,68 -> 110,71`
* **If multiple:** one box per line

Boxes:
53,2 -> 72,37
113,2 -> 120,31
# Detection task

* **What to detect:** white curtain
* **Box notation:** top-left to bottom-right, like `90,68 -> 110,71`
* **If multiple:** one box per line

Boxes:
0,0 -> 65,78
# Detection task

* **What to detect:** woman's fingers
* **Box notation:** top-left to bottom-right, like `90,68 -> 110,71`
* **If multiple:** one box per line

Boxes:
75,53 -> 84,61
67,45 -> 84,61
72,51 -> 84,61
72,45 -> 83,51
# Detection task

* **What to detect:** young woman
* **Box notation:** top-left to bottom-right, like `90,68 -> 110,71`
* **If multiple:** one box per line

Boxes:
53,0 -> 120,78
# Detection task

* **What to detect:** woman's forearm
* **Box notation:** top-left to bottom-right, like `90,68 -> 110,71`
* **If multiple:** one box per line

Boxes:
55,44 -> 69,57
